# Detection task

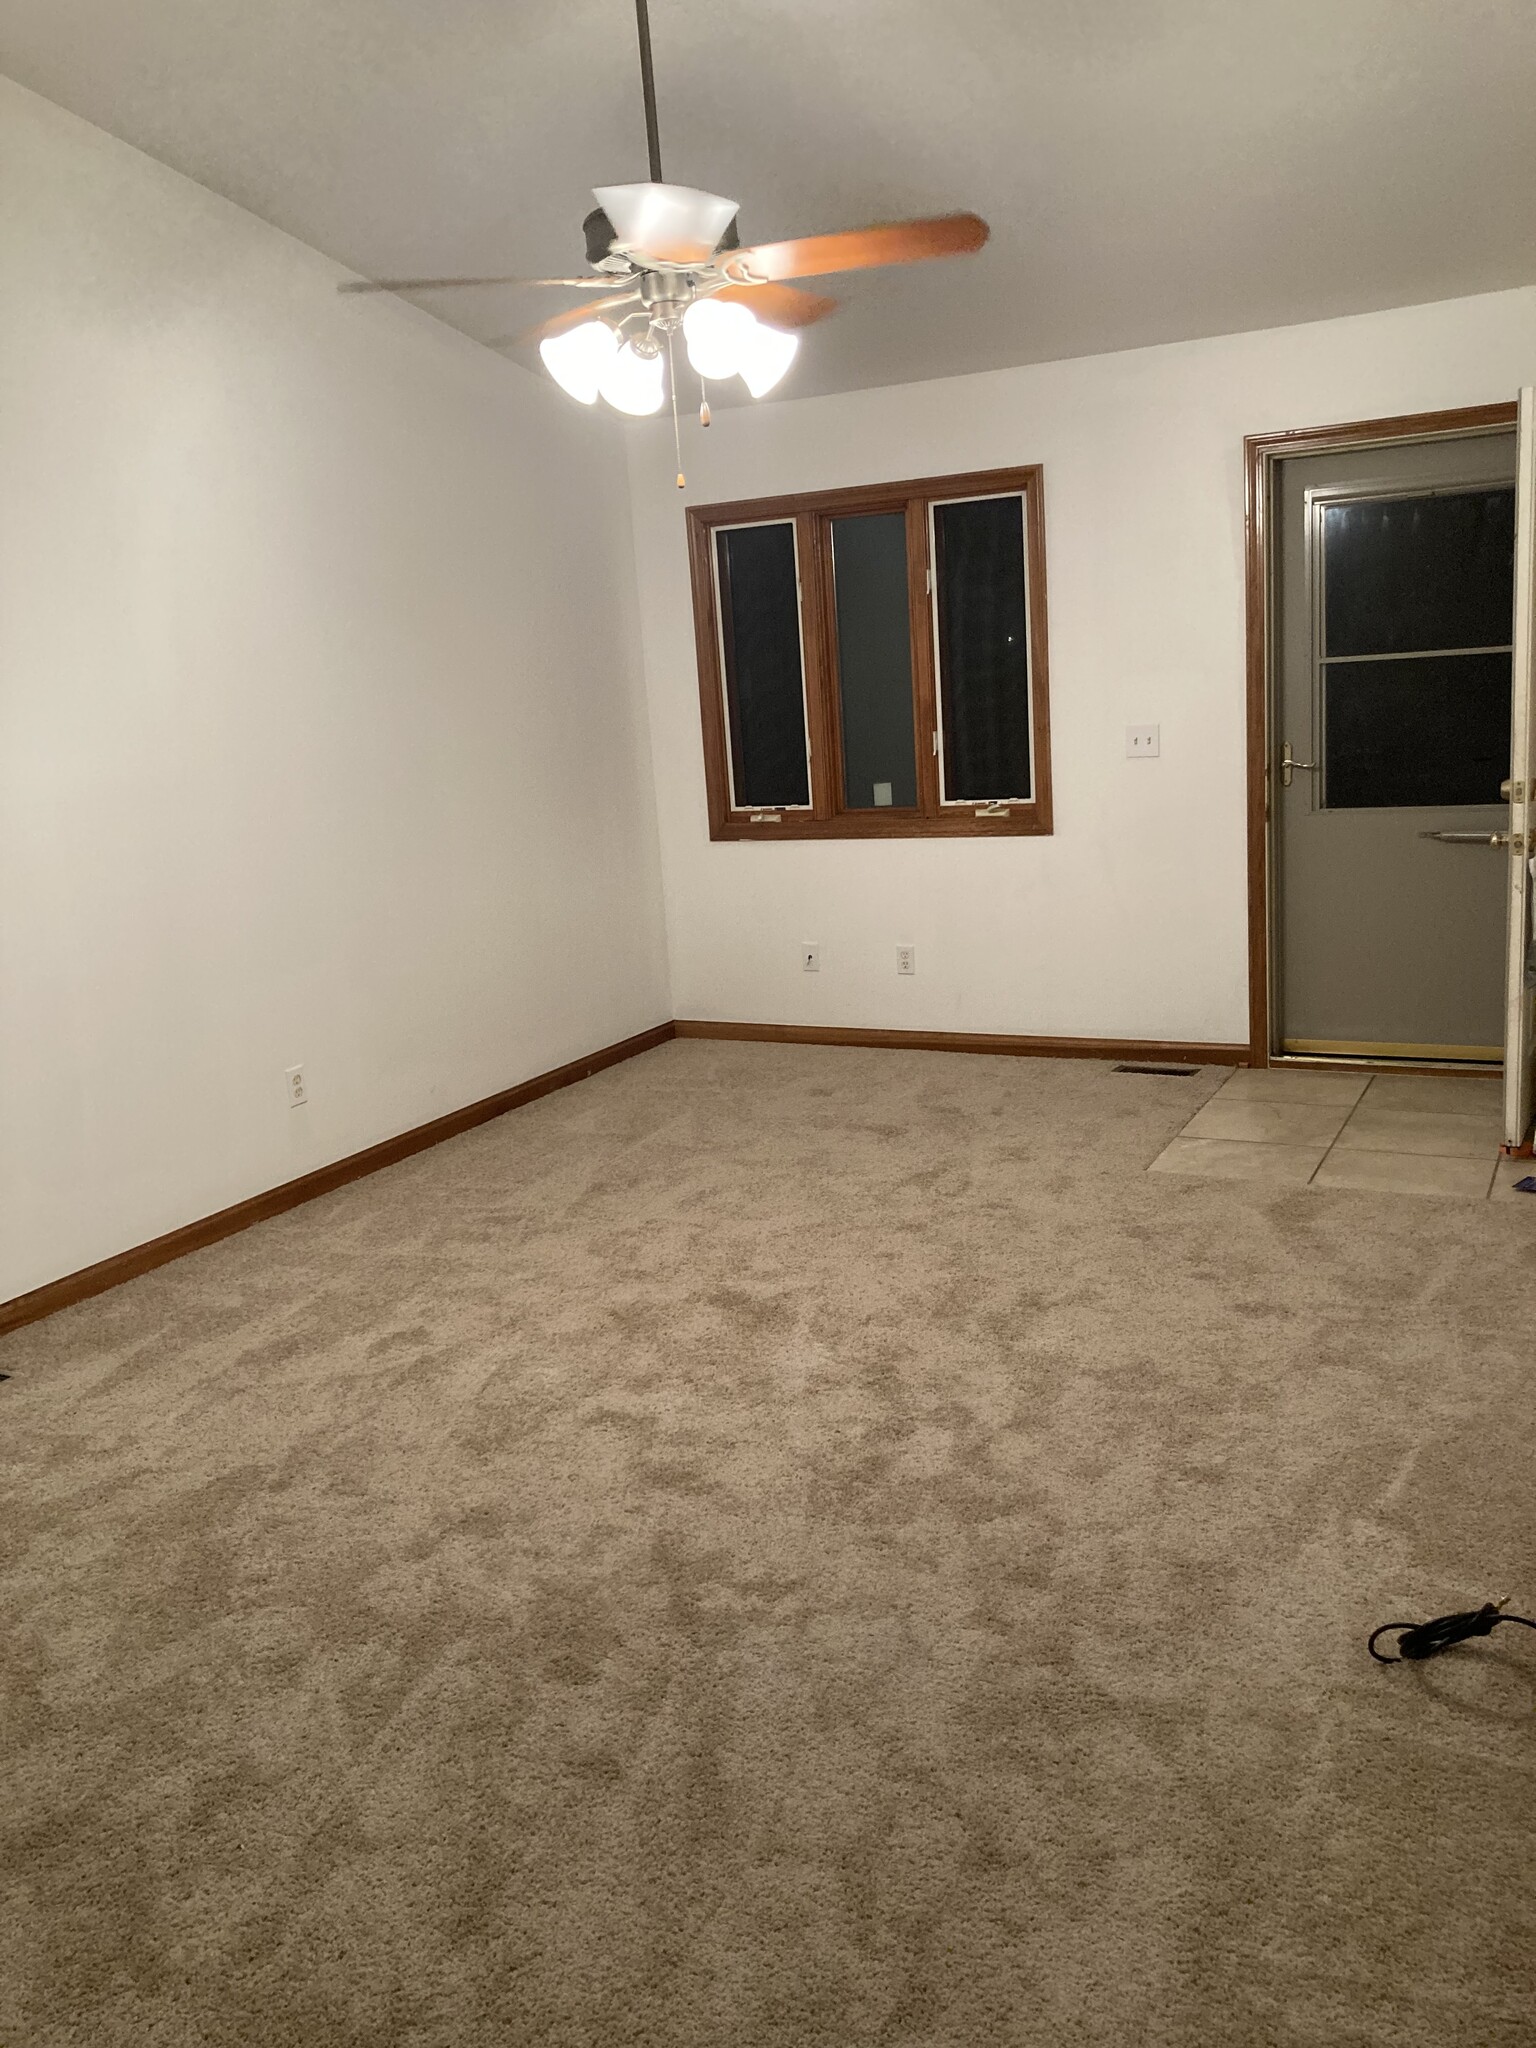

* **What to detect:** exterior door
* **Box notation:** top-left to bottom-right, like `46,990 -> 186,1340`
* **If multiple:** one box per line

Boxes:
1274,429 -> 1518,1061
1505,387 -> 1536,1148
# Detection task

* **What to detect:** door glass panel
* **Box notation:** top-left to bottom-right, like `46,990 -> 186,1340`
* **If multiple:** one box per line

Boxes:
1317,482 -> 1516,812
1324,651 -> 1513,808
715,523 -> 810,809
932,495 -> 1032,801
830,512 -> 917,809
1323,489 -> 1516,656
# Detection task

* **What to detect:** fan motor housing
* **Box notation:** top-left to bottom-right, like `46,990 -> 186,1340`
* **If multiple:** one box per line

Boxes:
583,207 -> 622,269
638,271 -> 691,330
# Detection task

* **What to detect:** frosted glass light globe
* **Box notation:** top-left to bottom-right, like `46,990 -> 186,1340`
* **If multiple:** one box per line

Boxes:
538,320 -> 619,404
592,184 -> 739,265
682,298 -> 757,381
597,340 -> 665,416
738,321 -> 799,397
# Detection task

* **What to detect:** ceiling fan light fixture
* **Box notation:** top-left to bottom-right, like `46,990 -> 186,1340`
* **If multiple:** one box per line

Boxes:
592,183 -> 739,265
681,297 -> 757,380
339,4 -> 990,479
737,319 -> 800,397
597,339 -> 666,416
538,319 -> 620,403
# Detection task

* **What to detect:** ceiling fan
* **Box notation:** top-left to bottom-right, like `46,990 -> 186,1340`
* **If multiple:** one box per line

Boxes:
338,0 -> 989,477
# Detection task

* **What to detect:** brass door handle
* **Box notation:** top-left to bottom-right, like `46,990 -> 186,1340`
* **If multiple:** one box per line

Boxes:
1280,742 -> 1319,788
1420,830 -> 1527,848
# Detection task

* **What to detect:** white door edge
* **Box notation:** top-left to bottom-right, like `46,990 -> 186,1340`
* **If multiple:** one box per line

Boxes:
1503,385 -> 1536,1150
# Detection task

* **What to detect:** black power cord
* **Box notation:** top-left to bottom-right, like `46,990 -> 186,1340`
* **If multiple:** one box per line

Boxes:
1368,1598 -> 1536,1664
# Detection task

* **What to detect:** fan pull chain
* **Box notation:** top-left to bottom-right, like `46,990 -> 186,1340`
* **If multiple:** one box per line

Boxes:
667,332 -> 685,490
699,376 -> 711,427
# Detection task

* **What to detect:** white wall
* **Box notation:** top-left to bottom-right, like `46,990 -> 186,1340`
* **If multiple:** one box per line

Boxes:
627,287 -> 1536,1044
0,79 -> 669,1301
7,76 -> 1535,1308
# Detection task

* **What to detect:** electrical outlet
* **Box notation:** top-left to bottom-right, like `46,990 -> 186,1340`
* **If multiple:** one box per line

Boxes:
896,945 -> 916,976
285,1064 -> 307,1108
802,944 -> 820,973
1126,724 -> 1161,758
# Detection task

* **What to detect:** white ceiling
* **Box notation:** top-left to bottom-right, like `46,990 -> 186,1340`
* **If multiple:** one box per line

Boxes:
4,0 -> 1536,402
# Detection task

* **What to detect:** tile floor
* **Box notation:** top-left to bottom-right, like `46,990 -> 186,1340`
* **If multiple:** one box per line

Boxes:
1150,1066 -> 1536,1201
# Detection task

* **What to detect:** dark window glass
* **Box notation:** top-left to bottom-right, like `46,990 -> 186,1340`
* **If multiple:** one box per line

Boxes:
1324,652 -> 1511,808
1323,489 -> 1515,657
933,496 -> 1032,801
830,513 -> 917,809
715,524 -> 809,809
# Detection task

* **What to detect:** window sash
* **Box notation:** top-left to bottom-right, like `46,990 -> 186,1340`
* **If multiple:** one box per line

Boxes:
927,491 -> 1035,806
712,518 -> 814,815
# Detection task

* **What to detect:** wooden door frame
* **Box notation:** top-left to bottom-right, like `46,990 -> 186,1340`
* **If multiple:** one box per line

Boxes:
1243,401 -> 1519,1068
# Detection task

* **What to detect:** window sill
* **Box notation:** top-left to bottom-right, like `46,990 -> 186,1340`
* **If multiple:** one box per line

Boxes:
710,806 -> 1052,841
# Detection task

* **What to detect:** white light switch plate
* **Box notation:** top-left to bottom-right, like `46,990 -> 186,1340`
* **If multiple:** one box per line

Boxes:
1126,724 -> 1160,758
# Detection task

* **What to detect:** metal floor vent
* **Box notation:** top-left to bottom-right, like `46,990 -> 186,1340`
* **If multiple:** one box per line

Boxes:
1112,1062 -> 1201,1077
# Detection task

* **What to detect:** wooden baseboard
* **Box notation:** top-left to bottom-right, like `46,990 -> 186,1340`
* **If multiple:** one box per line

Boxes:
0,1021 -> 676,1339
673,1019 -> 1250,1066
2,1015 -> 1252,1340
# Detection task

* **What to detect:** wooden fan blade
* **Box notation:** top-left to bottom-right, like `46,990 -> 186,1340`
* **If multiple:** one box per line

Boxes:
726,212 -> 988,283
505,293 -> 641,348
338,274 -> 618,296
712,282 -> 838,329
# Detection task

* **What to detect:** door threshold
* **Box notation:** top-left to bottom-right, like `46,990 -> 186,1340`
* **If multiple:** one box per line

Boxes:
1281,1037 -> 1503,1062
1271,1051 -> 1502,1077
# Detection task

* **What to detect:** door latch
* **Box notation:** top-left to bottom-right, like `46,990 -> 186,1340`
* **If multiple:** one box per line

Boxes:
1280,741 -> 1319,788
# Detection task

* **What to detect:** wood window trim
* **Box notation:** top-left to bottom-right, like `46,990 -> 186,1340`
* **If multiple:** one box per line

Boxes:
687,465 -> 1054,841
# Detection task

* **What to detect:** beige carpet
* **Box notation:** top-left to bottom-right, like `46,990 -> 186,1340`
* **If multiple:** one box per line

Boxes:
4,1040 -> 1535,2047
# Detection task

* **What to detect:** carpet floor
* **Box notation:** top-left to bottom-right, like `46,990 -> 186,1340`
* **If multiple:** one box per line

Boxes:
4,1039 -> 1535,2047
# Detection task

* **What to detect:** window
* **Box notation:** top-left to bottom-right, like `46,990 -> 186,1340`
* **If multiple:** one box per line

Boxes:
1316,485 -> 1516,810
687,467 -> 1052,839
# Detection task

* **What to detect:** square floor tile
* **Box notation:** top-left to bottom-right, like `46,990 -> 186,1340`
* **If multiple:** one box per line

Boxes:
1365,1075 -> 1504,1118
1180,1098 -> 1353,1147
1217,1067 -> 1371,1107
1331,1106 -> 1500,1159
1148,1137 -> 1327,1185
1313,1149 -> 1496,1199
1489,1157 -> 1536,1205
